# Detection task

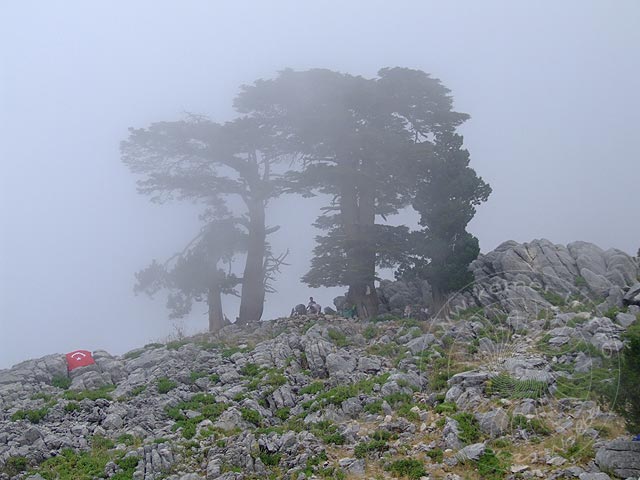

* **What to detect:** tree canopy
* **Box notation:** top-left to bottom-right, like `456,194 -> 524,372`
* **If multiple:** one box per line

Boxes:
235,67 -> 481,317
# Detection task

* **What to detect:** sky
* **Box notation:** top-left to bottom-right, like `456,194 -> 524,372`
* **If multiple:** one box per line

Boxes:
1,1 -> 638,368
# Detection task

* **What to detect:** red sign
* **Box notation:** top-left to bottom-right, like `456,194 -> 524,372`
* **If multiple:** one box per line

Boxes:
65,350 -> 96,371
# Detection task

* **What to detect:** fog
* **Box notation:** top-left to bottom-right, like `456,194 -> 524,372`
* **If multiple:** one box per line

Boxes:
1,1 -> 638,368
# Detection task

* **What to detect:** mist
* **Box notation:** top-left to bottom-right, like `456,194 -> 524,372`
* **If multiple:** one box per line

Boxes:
1,0 -> 639,368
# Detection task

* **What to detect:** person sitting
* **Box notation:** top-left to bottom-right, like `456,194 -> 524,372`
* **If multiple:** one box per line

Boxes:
307,297 -> 321,315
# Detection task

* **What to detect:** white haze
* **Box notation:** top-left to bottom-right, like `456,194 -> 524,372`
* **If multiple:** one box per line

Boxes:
1,1 -> 639,368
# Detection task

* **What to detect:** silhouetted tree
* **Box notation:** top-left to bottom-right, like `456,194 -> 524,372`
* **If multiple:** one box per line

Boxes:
398,132 -> 491,308
134,219 -> 245,332
235,68 -> 472,318
122,116 -> 284,324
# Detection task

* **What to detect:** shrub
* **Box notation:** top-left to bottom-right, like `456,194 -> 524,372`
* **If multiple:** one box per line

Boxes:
241,363 -> 261,377
258,451 -> 281,466
131,385 -> 146,396
300,381 -> 324,395
476,448 -> 508,480
11,407 -> 49,423
64,402 -> 81,412
3,456 -> 28,475
63,385 -> 115,401
327,328 -> 348,347
364,399 -> 383,414
426,448 -> 443,463
386,458 -> 427,479
51,375 -> 72,390
157,377 -> 177,394
452,412 -> 481,444
189,371 -> 208,383
354,438 -> 388,458
240,407 -> 262,425
609,321 -> 640,431
434,401 -> 457,414
275,407 -> 290,421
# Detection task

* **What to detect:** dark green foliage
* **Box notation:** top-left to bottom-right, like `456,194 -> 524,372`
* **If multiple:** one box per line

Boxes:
116,434 -> 136,446
327,328 -> 348,347
3,456 -> 28,475
354,438 -> 389,458
396,131 -> 491,298
64,402 -> 80,413
130,385 -> 146,396
386,458 -> 427,479
434,401 -> 457,414
275,407 -> 290,421
11,407 -> 49,423
240,407 -> 262,425
241,363 -> 261,377
63,385 -> 115,401
310,421 -> 346,445
511,415 -> 551,435
609,321 -> 640,431
51,375 -> 72,390
36,448 -> 110,480
258,452 -> 282,466
157,377 -> 177,394
189,371 -> 208,383
364,399 -> 383,414
452,412 -> 481,444
426,448 -> 444,462
476,448 -> 509,480
539,289 -> 567,307
237,68 -> 477,319
91,435 -> 115,450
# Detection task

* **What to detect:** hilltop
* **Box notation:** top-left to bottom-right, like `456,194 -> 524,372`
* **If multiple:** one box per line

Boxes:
1,240 -> 639,480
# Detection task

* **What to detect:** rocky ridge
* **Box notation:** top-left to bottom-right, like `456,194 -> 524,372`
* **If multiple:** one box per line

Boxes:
1,239 -> 639,480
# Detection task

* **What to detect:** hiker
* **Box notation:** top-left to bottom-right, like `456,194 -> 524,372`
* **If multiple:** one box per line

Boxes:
307,297 -> 321,315
403,305 -> 413,318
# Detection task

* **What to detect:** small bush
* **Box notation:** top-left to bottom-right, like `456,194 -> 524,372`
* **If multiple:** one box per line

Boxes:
3,456 -> 28,475
64,402 -> 81,412
426,448 -> 443,463
131,385 -> 146,396
327,328 -> 348,347
364,399 -> 383,414
386,458 -> 427,480
354,438 -> 388,458
452,412 -> 481,444
476,448 -> 508,480
258,451 -> 281,466
241,363 -> 261,377
434,401 -> 457,414
63,385 -> 115,401
240,407 -> 262,425
275,407 -> 290,421
51,375 -> 72,390
11,407 -> 49,423
157,377 -> 177,394
300,381 -> 325,395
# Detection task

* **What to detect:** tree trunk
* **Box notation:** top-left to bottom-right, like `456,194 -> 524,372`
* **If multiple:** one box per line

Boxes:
238,198 -> 266,324
341,166 -> 379,319
208,285 -> 225,332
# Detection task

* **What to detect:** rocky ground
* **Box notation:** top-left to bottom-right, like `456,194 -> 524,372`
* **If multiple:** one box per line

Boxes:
1,239 -> 639,480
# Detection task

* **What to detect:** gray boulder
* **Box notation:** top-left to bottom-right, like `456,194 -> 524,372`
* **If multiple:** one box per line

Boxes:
595,438 -> 640,478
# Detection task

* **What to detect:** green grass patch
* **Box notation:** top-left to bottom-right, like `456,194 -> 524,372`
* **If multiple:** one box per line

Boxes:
11,407 -> 49,423
157,377 -> 177,394
51,375 -> 72,390
63,385 -> 115,401
386,458 -> 427,480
